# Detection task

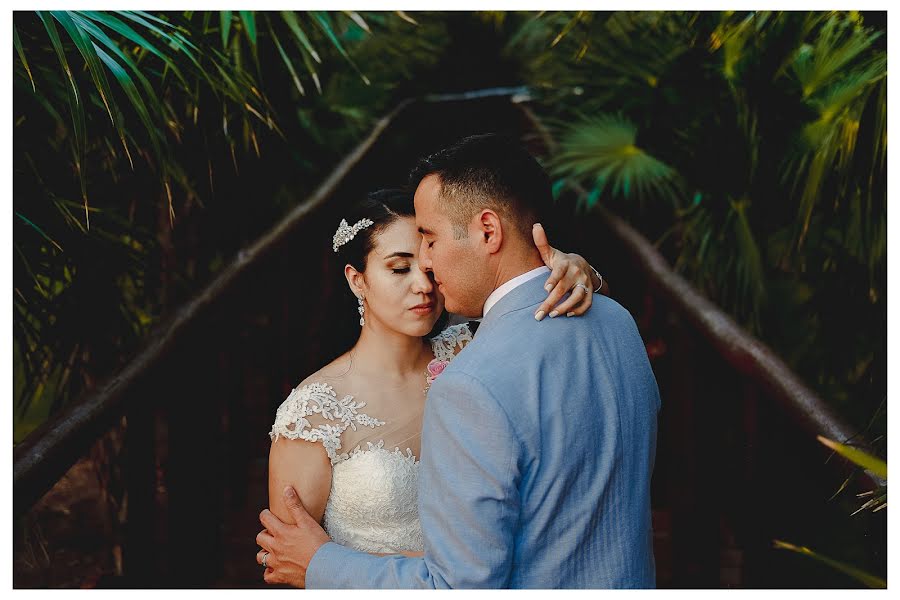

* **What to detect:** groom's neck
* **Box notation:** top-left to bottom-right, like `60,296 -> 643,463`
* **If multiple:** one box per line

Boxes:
490,246 -> 544,295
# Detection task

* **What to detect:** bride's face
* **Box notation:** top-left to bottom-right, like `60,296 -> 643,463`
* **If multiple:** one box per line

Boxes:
354,216 -> 445,337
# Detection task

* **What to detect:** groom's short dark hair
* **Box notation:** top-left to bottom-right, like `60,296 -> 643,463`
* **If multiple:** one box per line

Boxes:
408,133 -> 551,240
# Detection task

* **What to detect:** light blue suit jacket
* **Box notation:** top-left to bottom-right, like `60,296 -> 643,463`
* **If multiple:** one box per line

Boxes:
307,275 -> 661,588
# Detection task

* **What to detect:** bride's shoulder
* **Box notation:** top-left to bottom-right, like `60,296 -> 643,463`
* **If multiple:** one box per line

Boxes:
277,353 -> 359,416
268,354 -> 382,448
429,321 -> 477,361
301,351 -> 355,386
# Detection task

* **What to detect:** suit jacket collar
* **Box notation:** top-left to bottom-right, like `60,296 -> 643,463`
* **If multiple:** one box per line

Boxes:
476,274 -> 547,337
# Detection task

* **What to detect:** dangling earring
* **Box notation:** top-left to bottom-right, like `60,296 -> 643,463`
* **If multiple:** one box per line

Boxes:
357,296 -> 365,326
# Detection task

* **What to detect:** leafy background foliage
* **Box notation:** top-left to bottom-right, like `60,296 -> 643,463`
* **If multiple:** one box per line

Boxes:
13,5 -> 886,490
505,11 -> 886,439
13,10 -> 445,439
12,9 -> 886,587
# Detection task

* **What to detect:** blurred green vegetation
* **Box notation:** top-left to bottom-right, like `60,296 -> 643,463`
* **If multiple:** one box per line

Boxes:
504,11 -> 886,442
13,10 -> 886,457
11,10 -> 887,587
13,11 -> 447,439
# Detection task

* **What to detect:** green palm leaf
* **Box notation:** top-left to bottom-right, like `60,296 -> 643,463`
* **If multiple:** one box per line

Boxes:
730,198 -> 766,323
817,436 -> 887,479
310,11 -> 370,85
14,9 -> 422,424
774,540 -> 886,588
552,114 -> 682,208
220,11 -> 232,48
120,11 -> 201,68
13,25 -> 36,92
36,11 -> 89,226
239,11 -> 257,46
78,11 -> 189,89
791,14 -> 883,99
51,11 -> 121,127
281,11 -> 322,63
267,16 -> 305,96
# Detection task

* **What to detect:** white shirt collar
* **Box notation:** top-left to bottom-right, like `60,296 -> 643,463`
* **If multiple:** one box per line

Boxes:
482,266 -> 550,318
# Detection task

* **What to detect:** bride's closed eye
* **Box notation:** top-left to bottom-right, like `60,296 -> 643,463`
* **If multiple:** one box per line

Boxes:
392,267 -> 411,274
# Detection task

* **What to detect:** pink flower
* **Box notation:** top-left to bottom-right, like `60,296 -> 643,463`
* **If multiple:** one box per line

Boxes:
427,359 -> 449,378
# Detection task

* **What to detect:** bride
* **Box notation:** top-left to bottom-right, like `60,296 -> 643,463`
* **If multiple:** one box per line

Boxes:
262,188 -> 603,566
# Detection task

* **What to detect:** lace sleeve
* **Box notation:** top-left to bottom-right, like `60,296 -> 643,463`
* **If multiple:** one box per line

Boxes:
269,382 -> 385,464
430,322 -> 475,362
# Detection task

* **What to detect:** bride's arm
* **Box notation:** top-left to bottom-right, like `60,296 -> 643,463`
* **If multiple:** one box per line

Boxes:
268,438 -> 332,526
270,443 -> 423,560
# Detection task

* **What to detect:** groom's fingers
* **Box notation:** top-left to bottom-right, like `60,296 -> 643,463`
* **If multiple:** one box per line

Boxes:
263,567 -> 279,585
256,528 -> 276,550
282,485 -> 315,527
259,509 -> 287,535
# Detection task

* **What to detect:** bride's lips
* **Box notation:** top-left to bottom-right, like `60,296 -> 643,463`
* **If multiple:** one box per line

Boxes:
410,302 -> 434,315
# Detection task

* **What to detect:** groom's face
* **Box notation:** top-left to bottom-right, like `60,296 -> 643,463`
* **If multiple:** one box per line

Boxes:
414,174 -> 490,317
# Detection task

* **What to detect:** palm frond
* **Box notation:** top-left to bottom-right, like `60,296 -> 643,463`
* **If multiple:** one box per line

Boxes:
773,540 -> 886,588
551,114 -> 683,209
791,13 -> 883,99
817,436 -> 886,479
13,25 -> 36,92
13,9 -> 432,421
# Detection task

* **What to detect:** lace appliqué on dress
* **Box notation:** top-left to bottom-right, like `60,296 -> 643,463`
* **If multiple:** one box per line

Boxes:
269,382 -> 385,464
430,322 -> 474,362
326,439 -> 423,553
347,439 -> 417,463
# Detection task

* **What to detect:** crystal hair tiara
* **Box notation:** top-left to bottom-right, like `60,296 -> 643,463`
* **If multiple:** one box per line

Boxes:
332,218 -> 375,252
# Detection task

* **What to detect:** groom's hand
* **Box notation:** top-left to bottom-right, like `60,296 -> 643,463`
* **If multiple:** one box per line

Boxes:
256,486 -> 331,588
532,223 -> 603,321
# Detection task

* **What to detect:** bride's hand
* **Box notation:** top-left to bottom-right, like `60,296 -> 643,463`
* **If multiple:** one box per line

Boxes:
532,223 -> 604,322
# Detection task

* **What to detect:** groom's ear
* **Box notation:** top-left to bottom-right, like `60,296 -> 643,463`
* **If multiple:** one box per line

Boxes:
478,210 -> 503,254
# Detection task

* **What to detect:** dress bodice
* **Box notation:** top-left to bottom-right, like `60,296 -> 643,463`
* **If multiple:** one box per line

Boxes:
269,322 -> 473,553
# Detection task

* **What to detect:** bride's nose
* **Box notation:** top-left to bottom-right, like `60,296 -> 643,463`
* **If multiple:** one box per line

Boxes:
410,267 -> 434,295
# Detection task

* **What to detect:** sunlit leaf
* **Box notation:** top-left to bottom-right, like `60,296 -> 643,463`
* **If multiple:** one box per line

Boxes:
220,10 -> 232,48
551,114 -> 682,206
239,11 -> 256,46
281,11 -> 321,63
817,436 -> 887,479
774,540 -> 886,588
267,18 -> 304,96
13,25 -> 36,92
311,11 -> 370,85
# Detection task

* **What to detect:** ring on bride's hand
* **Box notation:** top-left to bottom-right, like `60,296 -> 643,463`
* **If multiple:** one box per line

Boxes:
262,551 -> 270,569
573,283 -> 590,294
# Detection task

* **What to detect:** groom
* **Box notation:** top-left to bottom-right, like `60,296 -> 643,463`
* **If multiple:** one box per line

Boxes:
255,134 -> 661,588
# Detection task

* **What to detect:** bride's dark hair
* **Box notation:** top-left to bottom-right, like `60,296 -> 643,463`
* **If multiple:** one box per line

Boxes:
325,188 -> 449,360
335,188 -> 415,273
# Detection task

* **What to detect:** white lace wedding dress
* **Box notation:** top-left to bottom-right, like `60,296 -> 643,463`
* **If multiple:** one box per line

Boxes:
268,323 -> 474,554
